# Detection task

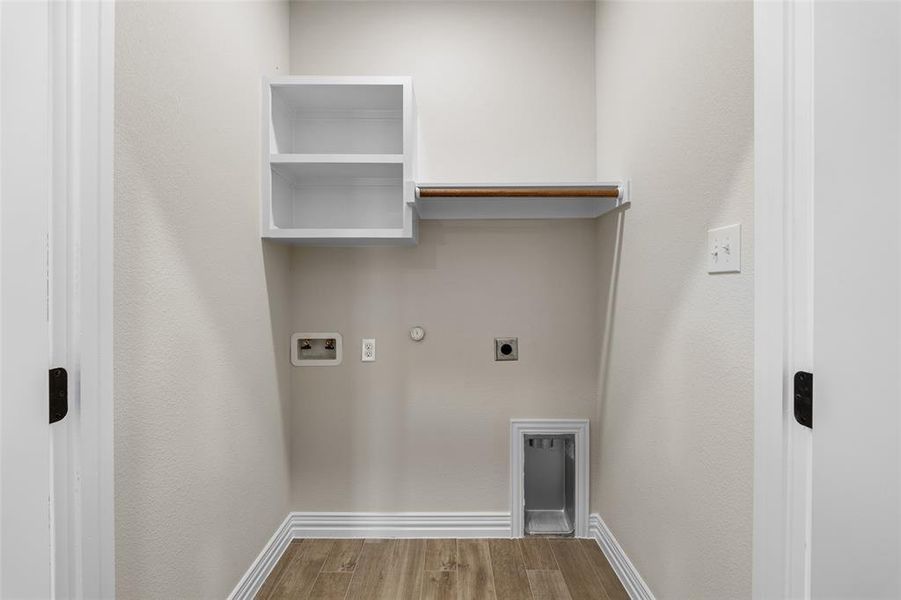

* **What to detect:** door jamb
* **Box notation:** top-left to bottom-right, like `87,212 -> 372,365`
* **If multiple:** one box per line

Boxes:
753,1 -> 813,598
50,1 -> 115,597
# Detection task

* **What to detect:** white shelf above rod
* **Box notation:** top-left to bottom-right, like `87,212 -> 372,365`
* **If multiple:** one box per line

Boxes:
412,181 -> 629,220
270,153 -> 404,164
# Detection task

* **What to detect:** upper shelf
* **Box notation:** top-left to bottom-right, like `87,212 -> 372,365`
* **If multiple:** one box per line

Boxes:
270,153 -> 404,165
269,77 -> 406,155
271,79 -> 404,112
412,182 -> 629,220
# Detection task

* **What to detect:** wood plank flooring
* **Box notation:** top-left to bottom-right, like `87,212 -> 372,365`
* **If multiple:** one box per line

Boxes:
257,538 -> 628,600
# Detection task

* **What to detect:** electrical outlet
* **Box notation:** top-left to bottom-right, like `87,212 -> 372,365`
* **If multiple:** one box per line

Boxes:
708,224 -> 741,273
361,338 -> 375,362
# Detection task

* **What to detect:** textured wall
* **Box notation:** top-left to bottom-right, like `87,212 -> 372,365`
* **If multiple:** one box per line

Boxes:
592,2 -> 754,598
289,221 -> 600,511
288,1 -> 600,511
114,2 -> 292,597
289,0 -> 597,183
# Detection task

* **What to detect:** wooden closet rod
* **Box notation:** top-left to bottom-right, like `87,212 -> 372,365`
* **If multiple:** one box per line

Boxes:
416,185 -> 621,198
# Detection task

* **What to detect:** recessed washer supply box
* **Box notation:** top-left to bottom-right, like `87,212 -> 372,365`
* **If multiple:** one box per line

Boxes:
291,332 -> 343,366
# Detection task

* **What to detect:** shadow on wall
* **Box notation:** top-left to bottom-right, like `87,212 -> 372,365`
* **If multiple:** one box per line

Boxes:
263,241 -> 294,476
595,207 -> 625,450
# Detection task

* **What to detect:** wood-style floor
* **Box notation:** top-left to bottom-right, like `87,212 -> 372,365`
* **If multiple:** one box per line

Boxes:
256,538 -> 629,600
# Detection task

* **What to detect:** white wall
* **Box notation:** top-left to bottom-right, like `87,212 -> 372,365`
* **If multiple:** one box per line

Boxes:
114,2 -> 292,597
288,1 -> 600,511
593,2 -> 754,598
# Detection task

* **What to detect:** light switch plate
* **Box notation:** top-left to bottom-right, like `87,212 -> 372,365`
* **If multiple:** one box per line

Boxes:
708,224 -> 741,273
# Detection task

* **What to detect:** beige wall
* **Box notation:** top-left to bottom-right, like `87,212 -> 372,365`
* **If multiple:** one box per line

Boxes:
289,0 -> 597,182
290,221 -> 600,510
288,1 -> 600,511
114,2 -> 292,597
593,2 -> 754,598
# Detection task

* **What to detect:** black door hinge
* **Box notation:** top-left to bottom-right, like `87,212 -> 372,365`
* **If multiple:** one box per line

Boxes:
49,367 -> 68,424
794,371 -> 812,429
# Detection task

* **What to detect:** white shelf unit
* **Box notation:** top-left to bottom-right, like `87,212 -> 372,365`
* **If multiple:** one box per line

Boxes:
262,77 -> 416,244
413,182 -> 629,220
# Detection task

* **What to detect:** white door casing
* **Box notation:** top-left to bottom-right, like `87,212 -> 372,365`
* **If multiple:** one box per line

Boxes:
0,1 -> 115,598
48,1 -> 116,598
753,1 -> 815,595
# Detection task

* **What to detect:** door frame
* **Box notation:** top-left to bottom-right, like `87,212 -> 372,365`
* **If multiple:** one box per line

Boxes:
753,1 -> 814,598
49,1 -> 116,597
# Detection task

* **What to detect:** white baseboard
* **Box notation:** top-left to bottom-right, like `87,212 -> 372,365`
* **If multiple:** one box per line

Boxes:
228,513 -> 294,600
289,511 -> 511,539
589,513 -> 655,600
228,511 -> 512,600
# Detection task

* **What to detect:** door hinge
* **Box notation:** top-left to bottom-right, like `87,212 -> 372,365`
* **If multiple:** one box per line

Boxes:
49,367 -> 68,424
794,370 -> 812,429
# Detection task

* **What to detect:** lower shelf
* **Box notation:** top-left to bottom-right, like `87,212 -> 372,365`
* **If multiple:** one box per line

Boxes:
266,164 -> 416,244
262,227 -> 416,245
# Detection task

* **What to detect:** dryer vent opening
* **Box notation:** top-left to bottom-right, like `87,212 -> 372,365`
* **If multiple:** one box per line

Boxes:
523,433 -> 576,536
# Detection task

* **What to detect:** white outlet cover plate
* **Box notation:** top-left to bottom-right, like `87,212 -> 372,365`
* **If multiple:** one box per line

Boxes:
362,338 -> 375,362
707,223 -> 741,273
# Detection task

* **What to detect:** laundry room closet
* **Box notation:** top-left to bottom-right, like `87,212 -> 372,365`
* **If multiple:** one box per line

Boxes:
113,2 -> 754,598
